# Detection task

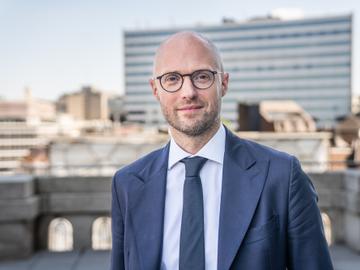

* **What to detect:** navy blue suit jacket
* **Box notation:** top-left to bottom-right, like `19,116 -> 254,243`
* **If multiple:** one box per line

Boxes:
111,128 -> 333,269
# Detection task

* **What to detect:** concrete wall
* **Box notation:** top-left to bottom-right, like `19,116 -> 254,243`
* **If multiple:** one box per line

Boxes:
47,132 -> 329,177
1,170 -> 360,260
309,170 -> 360,252
0,175 -> 39,259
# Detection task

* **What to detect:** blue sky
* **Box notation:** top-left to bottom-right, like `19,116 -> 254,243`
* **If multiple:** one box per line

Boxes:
0,0 -> 358,101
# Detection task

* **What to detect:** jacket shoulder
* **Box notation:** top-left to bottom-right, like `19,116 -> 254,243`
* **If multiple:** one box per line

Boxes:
112,144 -> 167,186
237,136 -> 305,187
241,139 -> 294,160
233,133 -> 295,164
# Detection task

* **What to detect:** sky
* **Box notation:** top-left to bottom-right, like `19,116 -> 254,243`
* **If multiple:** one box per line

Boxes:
0,0 -> 359,101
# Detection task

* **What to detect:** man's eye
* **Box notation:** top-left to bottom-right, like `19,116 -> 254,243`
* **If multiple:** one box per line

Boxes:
194,72 -> 211,81
164,74 -> 180,83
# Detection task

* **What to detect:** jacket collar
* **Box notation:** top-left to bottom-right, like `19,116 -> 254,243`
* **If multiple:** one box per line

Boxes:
126,143 -> 169,269
217,128 -> 269,270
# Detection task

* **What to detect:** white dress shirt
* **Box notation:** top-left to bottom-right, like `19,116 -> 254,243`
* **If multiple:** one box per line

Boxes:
161,125 -> 226,270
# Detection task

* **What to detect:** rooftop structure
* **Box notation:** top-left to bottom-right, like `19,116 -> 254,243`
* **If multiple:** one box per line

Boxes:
238,100 -> 316,132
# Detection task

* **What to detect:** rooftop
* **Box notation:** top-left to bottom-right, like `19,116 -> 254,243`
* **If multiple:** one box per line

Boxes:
0,245 -> 359,270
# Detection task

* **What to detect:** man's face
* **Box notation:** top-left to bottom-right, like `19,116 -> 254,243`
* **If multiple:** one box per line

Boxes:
150,35 -> 229,137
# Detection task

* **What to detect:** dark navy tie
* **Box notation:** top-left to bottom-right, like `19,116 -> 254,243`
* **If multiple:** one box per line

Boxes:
179,156 -> 207,270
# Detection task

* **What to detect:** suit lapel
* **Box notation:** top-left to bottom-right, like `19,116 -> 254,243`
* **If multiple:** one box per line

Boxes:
218,130 -> 269,270
127,143 -> 169,270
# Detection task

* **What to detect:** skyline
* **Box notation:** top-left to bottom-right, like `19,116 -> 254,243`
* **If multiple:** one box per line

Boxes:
0,0 -> 359,101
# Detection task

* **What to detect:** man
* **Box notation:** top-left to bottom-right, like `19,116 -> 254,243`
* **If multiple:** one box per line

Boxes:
111,31 -> 333,269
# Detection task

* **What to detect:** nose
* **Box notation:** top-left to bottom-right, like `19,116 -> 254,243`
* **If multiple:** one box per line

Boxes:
181,76 -> 198,99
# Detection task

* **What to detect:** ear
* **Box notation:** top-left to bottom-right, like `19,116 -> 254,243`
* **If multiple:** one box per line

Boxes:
149,78 -> 160,101
220,72 -> 229,97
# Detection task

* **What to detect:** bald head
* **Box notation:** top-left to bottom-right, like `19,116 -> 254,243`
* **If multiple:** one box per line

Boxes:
153,31 -> 224,76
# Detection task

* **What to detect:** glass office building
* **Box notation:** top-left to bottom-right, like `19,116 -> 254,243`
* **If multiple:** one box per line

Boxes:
124,14 -> 352,129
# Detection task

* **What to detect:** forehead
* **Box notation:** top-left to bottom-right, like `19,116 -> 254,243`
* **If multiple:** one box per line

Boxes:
154,35 -> 218,74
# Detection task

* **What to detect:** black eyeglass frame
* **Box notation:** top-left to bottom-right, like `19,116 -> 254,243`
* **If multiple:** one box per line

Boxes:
155,69 -> 222,93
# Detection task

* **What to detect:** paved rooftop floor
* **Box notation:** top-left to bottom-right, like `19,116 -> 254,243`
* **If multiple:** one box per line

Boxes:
0,245 -> 359,270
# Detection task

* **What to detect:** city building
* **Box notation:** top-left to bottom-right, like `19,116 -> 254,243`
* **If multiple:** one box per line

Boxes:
0,88 -> 56,123
0,89 -> 57,174
124,13 -> 352,129
57,86 -> 109,121
352,95 -> 360,114
108,95 -> 126,123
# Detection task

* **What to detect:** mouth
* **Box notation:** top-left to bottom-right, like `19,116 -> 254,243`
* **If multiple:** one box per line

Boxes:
177,105 -> 203,113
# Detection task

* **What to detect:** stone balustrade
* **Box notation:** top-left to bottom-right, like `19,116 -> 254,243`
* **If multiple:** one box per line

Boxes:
1,170 -> 360,260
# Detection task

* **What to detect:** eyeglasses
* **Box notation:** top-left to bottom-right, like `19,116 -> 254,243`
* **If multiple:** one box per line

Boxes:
155,69 -> 221,93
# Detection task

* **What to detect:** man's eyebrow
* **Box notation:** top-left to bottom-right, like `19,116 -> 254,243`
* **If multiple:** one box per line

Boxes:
158,67 -> 215,75
157,70 -> 181,75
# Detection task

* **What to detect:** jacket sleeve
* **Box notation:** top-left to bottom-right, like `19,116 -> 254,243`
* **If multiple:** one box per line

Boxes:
111,172 -> 125,270
286,157 -> 334,270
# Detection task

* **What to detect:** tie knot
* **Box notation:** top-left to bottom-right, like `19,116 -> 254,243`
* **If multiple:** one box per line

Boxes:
181,156 -> 208,177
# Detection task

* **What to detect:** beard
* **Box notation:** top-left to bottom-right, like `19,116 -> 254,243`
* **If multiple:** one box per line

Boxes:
160,100 -> 220,137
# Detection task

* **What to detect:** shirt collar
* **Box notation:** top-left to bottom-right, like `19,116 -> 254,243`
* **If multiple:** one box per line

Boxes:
168,124 -> 226,169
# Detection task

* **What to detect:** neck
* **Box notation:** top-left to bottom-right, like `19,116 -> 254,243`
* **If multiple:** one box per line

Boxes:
170,122 -> 221,155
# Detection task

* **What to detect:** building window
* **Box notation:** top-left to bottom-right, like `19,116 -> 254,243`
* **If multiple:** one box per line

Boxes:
321,212 -> 332,246
92,217 -> 112,250
48,218 -> 73,251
